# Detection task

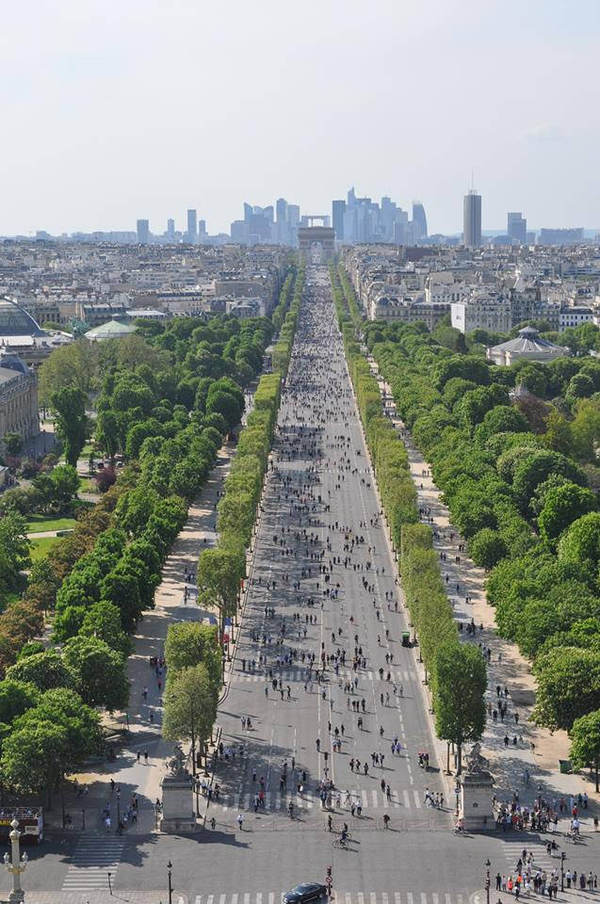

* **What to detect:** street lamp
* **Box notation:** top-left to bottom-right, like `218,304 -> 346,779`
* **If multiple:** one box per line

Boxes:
167,860 -> 173,904
3,819 -> 28,904
454,783 -> 461,817
116,787 -> 121,834
561,851 -> 566,892
484,859 -> 491,904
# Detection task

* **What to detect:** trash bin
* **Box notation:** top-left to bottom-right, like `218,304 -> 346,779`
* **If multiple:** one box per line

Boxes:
559,760 -> 572,774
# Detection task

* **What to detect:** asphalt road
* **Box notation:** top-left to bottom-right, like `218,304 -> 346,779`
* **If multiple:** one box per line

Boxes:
5,266 -> 598,902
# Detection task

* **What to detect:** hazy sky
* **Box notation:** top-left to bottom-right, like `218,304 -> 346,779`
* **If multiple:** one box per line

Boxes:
1,0 -> 598,236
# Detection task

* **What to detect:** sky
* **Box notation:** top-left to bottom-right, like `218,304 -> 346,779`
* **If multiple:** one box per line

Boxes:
1,0 -> 598,237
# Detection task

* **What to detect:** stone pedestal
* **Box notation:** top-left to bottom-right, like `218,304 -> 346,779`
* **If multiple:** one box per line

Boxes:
160,774 -> 197,834
459,742 -> 495,832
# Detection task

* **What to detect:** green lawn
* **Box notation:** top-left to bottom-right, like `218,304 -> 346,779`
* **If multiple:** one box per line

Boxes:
30,536 -> 64,561
26,515 -> 77,534
79,478 -> 100,494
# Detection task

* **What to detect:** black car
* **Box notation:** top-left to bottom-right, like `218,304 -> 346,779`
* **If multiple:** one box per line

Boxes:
283,883 -> 327,904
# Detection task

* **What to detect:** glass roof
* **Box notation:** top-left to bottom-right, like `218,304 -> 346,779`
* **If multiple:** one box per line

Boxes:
0,297 -> 45,337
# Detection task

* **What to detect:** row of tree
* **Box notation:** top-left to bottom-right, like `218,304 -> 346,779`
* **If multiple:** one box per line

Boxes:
364,313 -> 600,784
0,295 -> 289,800
332,265 -> 487,772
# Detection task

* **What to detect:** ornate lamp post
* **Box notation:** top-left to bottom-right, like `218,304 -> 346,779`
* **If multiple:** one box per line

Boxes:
3,818 -> 28,903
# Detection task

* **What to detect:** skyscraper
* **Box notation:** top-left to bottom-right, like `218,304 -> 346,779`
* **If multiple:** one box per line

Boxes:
507,212 -> 527,244
167,218 -> 175,241
412,202 -> 428,241
187,209 -> 197,244
332,200 -> 345,239
136,219 -> 149,244
463,190 -> 482,248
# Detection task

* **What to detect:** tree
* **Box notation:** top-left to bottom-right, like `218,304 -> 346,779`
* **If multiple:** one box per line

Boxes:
1,721 -> 68,805
468,528 -> 507,569
532,647 -> 600,731
538,483 -> 596,544
511,450 -> 586,513
0,678 -> 39,726
197,546 -> 245,640
96,409 -> 120,461
62,636 -> 129,711
51,386 -> 88,467
433,642 -> 487,774
0,511 -> 30,595
163,663 -> 218,772
16,687 -> 102,768
79,601 -> 132,656
5,650 -> 72,693
164,622 -> 220,691
38,339 -> 98,406
49,463 -> 80,508
3,432 -> 23,455
558,511 -> 600,568
570,709 -> 600,792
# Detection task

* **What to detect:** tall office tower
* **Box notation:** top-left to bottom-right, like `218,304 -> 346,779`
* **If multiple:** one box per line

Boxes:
276,198 -> 288,243
463,190 -> 482,248
198,219 -> 207,243
412,202 -> 428,241
332,200 -> 346,239
507,212 -> 527,244
167,218 -> 175,241
347,186 -> 356,208
187,209 -> 197,243
276,197 -> 288,222
136,219 -> 149,244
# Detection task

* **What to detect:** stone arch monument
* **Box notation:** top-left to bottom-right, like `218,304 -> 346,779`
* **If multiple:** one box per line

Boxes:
298,226 -> 335,263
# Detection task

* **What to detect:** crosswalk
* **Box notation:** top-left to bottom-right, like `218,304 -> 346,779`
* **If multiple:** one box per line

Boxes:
501,841 -> 556,873
211,787 -> 445,812
233,669 -> 414,684
62,836 -> 125,891
189,893 -> 466,904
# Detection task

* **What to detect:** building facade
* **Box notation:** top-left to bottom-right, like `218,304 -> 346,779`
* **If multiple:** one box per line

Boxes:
463,191 -> 482,248
0,355 -> 39,448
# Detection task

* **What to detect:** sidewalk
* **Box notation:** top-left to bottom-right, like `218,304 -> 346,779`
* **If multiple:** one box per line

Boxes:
366,356 -> 598,824
56,388 -> 260,836
57,445 -> 235,835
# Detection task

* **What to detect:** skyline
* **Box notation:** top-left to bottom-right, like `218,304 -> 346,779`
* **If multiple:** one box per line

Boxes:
1,0 -> 599,236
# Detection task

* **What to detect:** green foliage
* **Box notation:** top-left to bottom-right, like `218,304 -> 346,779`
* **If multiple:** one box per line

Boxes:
538,483 -> 596,544
569,709 -> 600,788
164,622 -> 221,691
51,386 -> 88,467
163,663 -> 218,750
468,528 -> 507,569
433,642 -> 487,771
532,647 -> 600,731
62,635 -> 129,711
0,511 -> 30,599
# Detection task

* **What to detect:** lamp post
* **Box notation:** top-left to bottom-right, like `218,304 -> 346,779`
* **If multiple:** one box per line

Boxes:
561,851 -> 566,892
484,859 -> 491,904
167,859 -> 173,904
4,819 -> 28,903
454,783 -> 461,817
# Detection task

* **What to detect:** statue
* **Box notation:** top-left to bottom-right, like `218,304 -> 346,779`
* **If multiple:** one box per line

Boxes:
465,742 -> 490,775
167,744 -> 187,777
